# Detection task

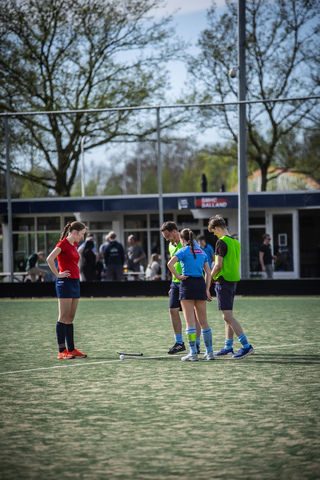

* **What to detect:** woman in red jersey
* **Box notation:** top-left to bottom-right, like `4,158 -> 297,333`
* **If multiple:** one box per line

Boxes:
47,221 -> 88,360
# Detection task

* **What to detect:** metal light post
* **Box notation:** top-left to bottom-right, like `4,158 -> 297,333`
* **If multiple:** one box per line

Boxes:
5,116 -> 14,281
237,0 -> 250,279
156,108 -> 166,280
80,135 -> 88,197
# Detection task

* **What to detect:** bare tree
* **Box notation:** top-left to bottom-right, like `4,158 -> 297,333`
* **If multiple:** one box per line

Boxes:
0,0 -> 186,196
188,0 -> 320,190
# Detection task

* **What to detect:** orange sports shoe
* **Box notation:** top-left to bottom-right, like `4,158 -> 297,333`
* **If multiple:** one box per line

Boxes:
68,348 -> 87,358
57,349 -> 75,360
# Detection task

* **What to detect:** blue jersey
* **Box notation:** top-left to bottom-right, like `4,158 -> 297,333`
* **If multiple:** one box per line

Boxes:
175,241 -> 208,277
203,243 -> 214,267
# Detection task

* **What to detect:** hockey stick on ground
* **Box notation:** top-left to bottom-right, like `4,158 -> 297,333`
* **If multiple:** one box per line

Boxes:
116,351 -> 143,356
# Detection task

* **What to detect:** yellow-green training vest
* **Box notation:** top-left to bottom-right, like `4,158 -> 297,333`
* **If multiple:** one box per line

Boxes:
169,241 -> 183,283
214,236 -> 241,282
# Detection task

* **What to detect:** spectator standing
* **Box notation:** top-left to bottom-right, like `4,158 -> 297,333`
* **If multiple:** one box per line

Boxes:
78,233 -> 95,281
81,240 -> 97,281
126,235 -> 146,277
259,234 -> 276,279
103,231 -> 125,281
25,251 -> 47,282
197,234 -> 215,268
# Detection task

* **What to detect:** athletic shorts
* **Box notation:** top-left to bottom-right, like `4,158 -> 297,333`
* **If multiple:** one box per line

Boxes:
55,278 -> 80,299
214,282 -> 237,310
179,276 -> 206,301
169,281 -> 182,309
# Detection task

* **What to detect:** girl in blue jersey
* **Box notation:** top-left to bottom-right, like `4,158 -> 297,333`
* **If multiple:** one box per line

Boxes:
167,228 -> 214,362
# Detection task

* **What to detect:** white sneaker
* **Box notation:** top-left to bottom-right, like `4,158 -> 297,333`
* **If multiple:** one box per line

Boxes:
202,352 -> 215,360
181,353 -> 198,362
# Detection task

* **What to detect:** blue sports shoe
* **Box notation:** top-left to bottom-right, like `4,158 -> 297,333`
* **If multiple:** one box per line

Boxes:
232,345 -> 254,360
213,347 -> 234,358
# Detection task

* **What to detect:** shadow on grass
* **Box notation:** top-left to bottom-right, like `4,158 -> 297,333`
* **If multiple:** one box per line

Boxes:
242,353 -> 320,365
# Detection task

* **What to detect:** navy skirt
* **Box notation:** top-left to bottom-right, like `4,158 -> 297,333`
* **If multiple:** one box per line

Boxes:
179,276 -> 206,301
55,278 -> 80,299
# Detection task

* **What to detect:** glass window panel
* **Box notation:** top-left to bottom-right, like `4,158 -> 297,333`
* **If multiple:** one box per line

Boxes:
89,221 -> 112,231
249,211 -> 265,225
37,216 -> 60,231
64,216 -> 77,225
273,214 -> 293,272
12,217 -> 34,231
150,213 -> 173,229
37,233 -> 59,259
13,233 -> 35,270
177,215 -> 199,228
124,215 -> 147,229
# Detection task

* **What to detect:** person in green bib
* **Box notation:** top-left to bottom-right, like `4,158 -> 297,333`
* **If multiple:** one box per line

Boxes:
208,215 -> 254,360
161,221 -> 202,355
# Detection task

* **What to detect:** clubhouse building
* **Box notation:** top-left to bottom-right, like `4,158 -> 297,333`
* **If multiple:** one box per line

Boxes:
1,190 -> 320,280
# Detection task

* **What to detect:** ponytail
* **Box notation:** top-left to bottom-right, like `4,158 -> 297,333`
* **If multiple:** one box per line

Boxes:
60,221 -> 87,240
180,228 -> 196,259
60,222 -> 72,240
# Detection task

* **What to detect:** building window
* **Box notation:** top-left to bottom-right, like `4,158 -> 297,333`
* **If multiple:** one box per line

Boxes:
124,214 -> 147,230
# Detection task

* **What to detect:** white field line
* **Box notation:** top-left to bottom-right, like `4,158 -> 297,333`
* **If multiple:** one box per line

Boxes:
0,342 -> 319,376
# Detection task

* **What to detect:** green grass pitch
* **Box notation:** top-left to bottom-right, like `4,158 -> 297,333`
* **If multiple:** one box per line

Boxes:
0,297 -> 319,480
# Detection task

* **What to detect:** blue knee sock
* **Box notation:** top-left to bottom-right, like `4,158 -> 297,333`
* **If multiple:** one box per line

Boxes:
225,338 -> 234,351
186,327 -> 197,355
196,337 -> 201,347
201,328 -> 213,354
175,333 -> 183,344
238,333 -> 250,348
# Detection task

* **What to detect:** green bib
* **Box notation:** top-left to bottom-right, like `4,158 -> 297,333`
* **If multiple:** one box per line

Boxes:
169,241 -> 183,283
214,236 -> 241,282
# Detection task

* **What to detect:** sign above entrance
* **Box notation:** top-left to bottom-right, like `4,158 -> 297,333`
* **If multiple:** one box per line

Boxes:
178,196 -> 234,210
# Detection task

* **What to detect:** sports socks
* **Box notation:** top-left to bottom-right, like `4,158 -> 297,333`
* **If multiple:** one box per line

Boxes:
238,333 -> 250,348
175,333 -> 183,345
225,338 -> 234,351
65,323 -> 75,352
196,337 -> 201,348
186,327 -> 197,355
56,322 -> 66,352
201,328 -> 213,354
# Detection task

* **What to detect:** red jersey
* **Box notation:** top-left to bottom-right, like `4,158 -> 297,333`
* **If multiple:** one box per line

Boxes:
56,237 -> 80,279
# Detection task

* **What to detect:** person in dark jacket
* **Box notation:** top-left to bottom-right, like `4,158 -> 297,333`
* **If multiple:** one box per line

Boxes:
81,240 -> 96,281
104,232 -> 125,281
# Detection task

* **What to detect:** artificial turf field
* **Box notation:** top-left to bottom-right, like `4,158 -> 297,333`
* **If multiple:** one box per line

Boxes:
0,297 -> 319,480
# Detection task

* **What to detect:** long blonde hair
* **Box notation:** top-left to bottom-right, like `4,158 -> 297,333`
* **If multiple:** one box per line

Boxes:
148,253 -> 160,268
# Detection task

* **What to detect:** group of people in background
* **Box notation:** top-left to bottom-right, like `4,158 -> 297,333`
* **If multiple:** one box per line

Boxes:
78,232 -> 145,282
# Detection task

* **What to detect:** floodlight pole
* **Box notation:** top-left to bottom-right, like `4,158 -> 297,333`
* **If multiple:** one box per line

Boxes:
238,0 -> 250,279
156,108 -> 166,280
5,116 -> 14,282
80,135 -> 88,197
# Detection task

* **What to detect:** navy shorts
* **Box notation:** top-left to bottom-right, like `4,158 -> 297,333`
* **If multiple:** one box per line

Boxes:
215,282 -> 237,310
55,278 -> 80,299
180,276 -> 206,301
169,281 -> 181,309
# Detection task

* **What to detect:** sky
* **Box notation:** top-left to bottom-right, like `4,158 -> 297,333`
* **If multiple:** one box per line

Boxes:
151,0 -> 227,96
